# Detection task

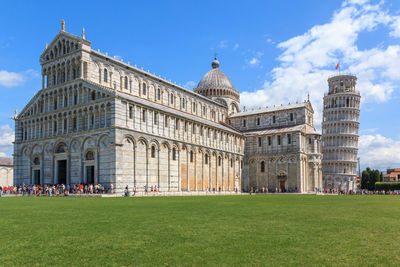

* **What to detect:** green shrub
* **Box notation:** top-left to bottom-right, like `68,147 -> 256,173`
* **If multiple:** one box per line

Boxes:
375,182 -> 400,191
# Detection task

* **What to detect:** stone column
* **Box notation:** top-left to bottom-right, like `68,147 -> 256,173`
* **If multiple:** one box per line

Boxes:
186,149 -> 189,192
168,148 -> 171,192
178,148 -> 181,192
145,147 -> 149,189
87,111 -> 90,130
104,107 -> 107,127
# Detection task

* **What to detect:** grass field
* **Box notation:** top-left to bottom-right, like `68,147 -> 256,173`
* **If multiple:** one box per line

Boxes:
0,195 -> 399,266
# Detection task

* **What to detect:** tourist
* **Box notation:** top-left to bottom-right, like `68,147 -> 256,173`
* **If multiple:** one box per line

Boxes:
125,185 -> 130,197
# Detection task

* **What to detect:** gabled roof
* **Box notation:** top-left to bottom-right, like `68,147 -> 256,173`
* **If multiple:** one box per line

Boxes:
243,125 -> 305,136
116,91 -> 243,136
40,30 -> 90,59
230,101 -> 313,118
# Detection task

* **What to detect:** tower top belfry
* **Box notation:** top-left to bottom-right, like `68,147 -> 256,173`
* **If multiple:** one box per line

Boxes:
327,74 -> 357,95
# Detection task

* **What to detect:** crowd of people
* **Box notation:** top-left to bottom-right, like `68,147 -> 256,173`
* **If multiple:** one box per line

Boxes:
1,184 -> 400,197
0,183 -> 114,197
243,186 -> 400,195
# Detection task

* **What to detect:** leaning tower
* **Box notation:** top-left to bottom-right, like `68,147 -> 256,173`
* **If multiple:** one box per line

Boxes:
322,74 -> 361,192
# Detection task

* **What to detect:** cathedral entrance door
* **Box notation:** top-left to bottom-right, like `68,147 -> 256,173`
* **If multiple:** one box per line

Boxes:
279,179 -> 286,192
57,160 -> 67,184
33,170 -> 40,185
86,166 -> 95,185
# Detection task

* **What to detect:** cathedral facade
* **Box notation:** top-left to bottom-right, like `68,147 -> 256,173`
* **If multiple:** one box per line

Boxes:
13,23 -> 322,193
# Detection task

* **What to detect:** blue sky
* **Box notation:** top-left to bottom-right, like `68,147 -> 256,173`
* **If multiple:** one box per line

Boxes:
0,0 -> 399,171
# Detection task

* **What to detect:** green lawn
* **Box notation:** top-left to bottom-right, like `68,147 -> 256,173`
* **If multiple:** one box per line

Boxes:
0,195 -> 399,266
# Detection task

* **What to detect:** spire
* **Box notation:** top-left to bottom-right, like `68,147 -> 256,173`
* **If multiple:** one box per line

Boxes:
45,43 -> 48,49
82,27 -> 86,39
61,19 -> 65,31
307,91 -> 310,102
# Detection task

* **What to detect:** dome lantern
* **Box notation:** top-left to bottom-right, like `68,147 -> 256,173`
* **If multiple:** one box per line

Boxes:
211,57 -> 220,69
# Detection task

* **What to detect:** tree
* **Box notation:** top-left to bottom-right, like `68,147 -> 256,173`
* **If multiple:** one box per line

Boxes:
360,167 -> 383,190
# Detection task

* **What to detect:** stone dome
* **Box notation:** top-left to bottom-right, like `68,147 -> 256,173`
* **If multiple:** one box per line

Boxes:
194,58 -> 240,102
196,58 -> 235,91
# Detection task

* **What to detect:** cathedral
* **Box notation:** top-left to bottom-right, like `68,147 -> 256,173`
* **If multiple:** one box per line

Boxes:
13,22 -> 322,193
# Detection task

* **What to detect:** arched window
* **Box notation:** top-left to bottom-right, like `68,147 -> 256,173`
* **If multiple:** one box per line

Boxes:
104,69 -> 108,82
55,143 -> 65,153
151,145 -> 156,158
86,151 -> 95,160
190,151 -> 193,163
346,98 -> 349,107
205,154 -> 209,165
124,76 -> 128,89
170,93 -> 174,104
181,98 -> 185,108
172,147 -> 176,161
218,156 -> 222,166
91,91 -> 96,101
33,157 -> 40,165
157,88 -> 161,100
142,83 -> 147,95
230,158 -> 233,167
261,161 -> 265,172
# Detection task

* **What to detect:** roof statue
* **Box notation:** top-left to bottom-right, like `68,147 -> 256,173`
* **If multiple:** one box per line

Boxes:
61,19 -> 65,31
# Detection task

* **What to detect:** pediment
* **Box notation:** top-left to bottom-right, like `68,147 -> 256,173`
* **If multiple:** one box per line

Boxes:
305,101 -> 314,113
40,31 -> 90,63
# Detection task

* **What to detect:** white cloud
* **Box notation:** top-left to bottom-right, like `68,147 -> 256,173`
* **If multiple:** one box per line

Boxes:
184,81 -> 196,89
266,38 -> 275,45
344,0 -> 370,6
233,43 -> 239,51
0,124 -> 13,157
0,69 -> 39,87
359,134 -> 400,170
240,0 -> 400,128
0,70 -> 25,87
249,58 -> 259,65
389,18 -> 400,37
246,52 -> 264,67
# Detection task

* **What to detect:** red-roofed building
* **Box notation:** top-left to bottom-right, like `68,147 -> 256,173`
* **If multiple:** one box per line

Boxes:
383,169 -> 400,182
